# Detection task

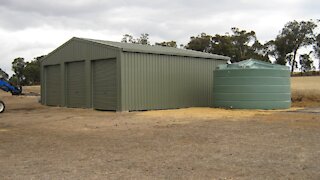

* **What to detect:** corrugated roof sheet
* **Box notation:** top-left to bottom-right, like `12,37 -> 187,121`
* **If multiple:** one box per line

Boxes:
76,37 -> 230,60
217,59 -> 290,70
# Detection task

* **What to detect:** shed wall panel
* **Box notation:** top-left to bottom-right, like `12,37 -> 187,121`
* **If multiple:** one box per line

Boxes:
45,65 -> 61,106
121,52 -> 226,111
66,61 -> 86,108
41,38 -> 229,111
41,39 -> 120,109
42,39 -> 119,66
92,59 -> 117,110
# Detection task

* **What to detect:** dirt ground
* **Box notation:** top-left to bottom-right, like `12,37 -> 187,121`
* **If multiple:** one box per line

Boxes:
0,86 -> 320,179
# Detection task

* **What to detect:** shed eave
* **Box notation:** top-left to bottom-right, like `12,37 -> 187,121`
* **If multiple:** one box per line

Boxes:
121,48 -> 229,60
79,37 -> 230,61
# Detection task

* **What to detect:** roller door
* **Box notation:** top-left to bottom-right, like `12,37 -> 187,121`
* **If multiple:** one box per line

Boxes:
45,65 -> 61,106
92,59 -> 117,110
66,61 -> 86,108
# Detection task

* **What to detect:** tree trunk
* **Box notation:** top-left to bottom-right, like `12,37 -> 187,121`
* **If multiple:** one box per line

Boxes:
291,49 -> 298,75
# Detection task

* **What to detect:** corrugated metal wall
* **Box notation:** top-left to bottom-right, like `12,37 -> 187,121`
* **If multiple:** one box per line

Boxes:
42,40 -> 119,65
92,59 -> 117,110
66,61 -> 86,108
44,65 -> 61,106
120,52 -> 226,111
41,39 -> 120,108
41,38 -> 227,111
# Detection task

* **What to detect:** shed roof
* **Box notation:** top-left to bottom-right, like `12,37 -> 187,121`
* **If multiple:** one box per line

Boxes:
217,59 -> 290,70
76,37 -> 230,60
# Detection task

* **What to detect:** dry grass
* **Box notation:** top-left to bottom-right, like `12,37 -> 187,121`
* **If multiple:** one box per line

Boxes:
291,76 -> 320,107
22,85 -> 40,94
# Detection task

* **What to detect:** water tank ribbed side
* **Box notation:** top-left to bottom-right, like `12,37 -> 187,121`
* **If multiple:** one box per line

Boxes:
213,69 -> 291,109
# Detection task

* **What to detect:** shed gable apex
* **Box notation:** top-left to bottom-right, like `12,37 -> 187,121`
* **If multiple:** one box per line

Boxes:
41,37 -> 120,64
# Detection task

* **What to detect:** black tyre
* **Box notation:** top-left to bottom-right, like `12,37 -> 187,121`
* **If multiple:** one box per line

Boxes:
0,101 -> 5,113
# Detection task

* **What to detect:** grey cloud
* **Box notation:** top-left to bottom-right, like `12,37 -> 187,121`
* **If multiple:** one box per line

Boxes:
0,0 -> 316,40
299,0 -> 320,18
0,0 -> 295,31
0,0 -> 109,16
0,0 -> 319,75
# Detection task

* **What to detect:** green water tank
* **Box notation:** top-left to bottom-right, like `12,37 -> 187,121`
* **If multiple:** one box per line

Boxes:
213,59 -> 291,109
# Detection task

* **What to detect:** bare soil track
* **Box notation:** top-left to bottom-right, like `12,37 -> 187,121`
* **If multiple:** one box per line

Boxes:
0,86 -> 320,179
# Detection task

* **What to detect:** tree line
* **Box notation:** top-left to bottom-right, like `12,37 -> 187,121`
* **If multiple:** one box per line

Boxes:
2,19 -> 319,86
122,20 -> 320,74
5,56 -> 44,86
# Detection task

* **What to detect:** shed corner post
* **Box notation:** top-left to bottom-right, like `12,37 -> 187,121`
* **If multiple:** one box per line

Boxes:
116,51 -> 124,112
40,63 -> 45,105
60,62 -> 66,107
85,59 -> 92,108
211,70 -> 216,107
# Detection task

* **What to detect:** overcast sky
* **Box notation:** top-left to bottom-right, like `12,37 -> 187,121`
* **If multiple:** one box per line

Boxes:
1,0 -> 319,75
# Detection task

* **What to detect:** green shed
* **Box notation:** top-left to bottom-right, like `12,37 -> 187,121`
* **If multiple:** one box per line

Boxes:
41,37 -> 230,111
213,59 -> 291,109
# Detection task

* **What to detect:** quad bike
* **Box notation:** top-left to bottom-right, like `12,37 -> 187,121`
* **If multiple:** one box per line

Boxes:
0,79 -> 22,113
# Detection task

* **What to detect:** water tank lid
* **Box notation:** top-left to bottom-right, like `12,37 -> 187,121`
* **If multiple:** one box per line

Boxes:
217,59 -> 290,70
